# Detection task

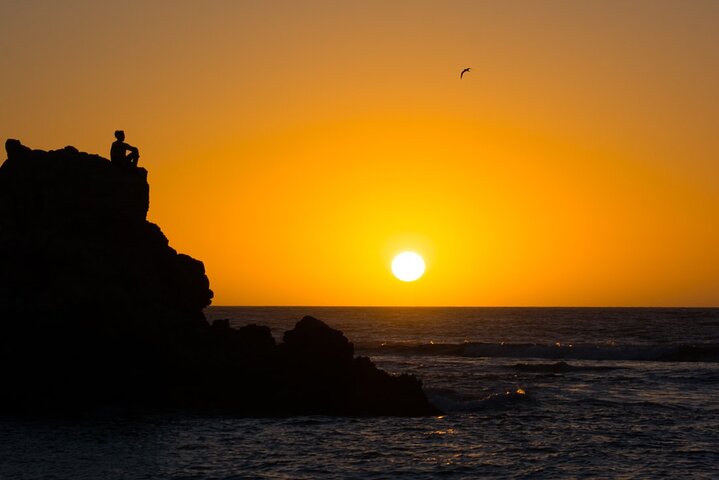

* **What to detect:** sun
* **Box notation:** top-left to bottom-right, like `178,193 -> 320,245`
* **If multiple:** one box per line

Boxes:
391,251 -> 425,282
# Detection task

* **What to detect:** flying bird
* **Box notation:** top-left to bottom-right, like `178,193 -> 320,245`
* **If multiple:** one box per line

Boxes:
460,67 -> 471,79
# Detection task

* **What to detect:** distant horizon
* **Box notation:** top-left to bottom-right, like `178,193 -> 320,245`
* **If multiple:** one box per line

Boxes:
208,304 -> 719,309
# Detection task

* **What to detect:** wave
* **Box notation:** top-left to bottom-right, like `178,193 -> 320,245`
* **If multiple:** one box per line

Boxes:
508,361 -> 625,373
426,387 -> 532,413
365,342 -> 719,362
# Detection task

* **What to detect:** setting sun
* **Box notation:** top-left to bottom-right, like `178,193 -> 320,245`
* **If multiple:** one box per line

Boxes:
391,252 -> 425,282
2,2 -> 718,477
2,2 -> 718,308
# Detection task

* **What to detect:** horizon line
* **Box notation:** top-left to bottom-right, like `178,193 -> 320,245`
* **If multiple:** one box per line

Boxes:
206,305 -> 719,309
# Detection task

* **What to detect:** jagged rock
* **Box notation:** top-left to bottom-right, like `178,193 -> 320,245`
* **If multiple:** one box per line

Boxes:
0,140 -> 440,416
275,316 -> 440,415
0,139 -> 212,332
210,321 -> 276,357
283,315 -> 354,364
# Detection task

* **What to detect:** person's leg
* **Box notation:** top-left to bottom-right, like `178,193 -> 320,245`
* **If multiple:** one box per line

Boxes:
128,151 -> 139,166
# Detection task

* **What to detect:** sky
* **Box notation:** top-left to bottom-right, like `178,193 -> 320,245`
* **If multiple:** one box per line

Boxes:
1,0 -> 718,306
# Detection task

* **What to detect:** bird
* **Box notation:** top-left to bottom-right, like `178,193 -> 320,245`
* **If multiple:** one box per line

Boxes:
460,67 -> 471,79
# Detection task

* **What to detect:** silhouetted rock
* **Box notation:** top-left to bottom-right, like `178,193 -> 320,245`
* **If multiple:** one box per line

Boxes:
275,316 -> 438,415
283,315 -> 354,364
0,139 -> 211,333
0,140 -> 439,416
351,356 -> 439,416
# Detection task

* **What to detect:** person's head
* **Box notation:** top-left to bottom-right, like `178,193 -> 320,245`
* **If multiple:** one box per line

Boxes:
114,130 -> 125,141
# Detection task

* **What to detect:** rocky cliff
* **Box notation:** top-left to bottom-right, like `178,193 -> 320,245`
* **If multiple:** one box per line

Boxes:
0,140 -> 439,416
0,139 -> 212,333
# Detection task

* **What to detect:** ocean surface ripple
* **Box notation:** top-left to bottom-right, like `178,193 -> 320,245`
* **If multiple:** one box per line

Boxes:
2,307 -> 718,479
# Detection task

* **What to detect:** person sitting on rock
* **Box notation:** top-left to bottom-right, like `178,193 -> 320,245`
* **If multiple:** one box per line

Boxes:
110,130 -> 140,167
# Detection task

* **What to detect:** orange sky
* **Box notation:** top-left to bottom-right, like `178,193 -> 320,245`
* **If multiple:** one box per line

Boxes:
2,1 -> 718,306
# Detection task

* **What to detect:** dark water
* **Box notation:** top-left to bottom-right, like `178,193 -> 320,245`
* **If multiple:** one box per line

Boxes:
2,307 -> 718,479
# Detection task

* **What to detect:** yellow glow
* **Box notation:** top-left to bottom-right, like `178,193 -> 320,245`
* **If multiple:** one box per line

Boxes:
2,2 -> 719,306
392,252 -> 426,282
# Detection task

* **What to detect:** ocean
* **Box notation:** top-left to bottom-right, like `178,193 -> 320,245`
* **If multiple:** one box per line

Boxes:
2,307 -> 718,479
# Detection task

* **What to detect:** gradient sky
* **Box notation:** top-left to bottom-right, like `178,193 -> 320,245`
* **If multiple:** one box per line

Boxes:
2,0 -> 718,306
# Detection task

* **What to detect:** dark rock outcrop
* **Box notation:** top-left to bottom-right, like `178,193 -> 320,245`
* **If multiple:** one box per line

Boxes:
0,139 -> 212,333
0,140 -> 439,416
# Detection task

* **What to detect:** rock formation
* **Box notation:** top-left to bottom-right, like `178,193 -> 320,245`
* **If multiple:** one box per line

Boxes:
0,140 -> 439,416
0,140 -> 212,332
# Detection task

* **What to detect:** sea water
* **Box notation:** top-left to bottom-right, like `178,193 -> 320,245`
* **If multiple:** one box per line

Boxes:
2,307 -> 718,479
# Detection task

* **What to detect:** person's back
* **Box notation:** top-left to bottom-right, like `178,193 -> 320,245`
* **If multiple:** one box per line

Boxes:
110,139 -> 126,164
110,130 -> 139,167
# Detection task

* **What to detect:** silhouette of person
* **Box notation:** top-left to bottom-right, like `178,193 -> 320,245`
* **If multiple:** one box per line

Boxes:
110,130 -> 140,167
